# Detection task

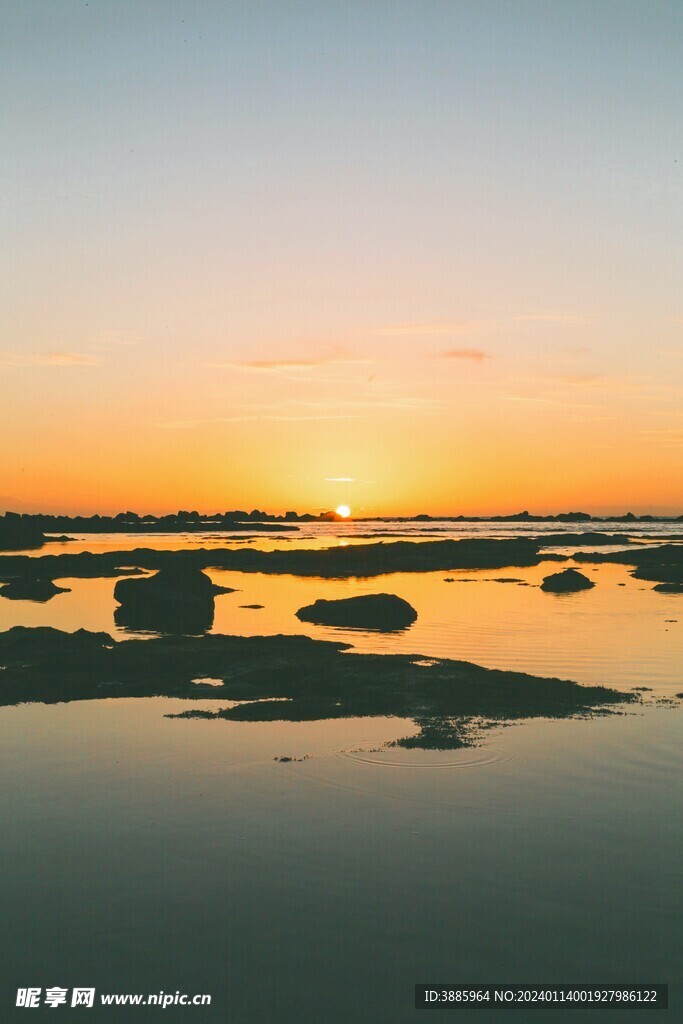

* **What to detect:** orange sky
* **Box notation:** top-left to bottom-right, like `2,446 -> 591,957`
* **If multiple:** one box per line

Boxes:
1,3 -> 682,516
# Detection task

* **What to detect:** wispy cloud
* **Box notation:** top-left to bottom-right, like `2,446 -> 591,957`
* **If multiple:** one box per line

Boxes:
514,372 -> 643,392
156,412 -> 364,428
92,330 -> 144,352
362,312 -> 591,338
436,348 -> 490,362
510,312 -> 593,325
155,393 -> 441,429
325,477 -> 355,483
0,351 -> 99,367
366,319 -> 487,337
210,346 -> 370,374
547,373 -> 646,391
216,358 -> 328,372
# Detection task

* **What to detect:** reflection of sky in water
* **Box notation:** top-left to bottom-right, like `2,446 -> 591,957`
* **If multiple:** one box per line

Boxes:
1,527 -> 682,1020
0,698 -> 680,1022
11,518 -> 683,558
1,560 -> 681,693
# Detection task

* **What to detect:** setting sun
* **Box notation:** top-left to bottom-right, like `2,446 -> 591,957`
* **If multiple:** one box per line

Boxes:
335,505 -> 351,519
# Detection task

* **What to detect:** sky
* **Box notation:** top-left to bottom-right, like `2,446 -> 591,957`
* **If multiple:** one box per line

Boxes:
1,0 -> 682,516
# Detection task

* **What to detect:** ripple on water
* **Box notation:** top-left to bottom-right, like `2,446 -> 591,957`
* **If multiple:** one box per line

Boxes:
337,745 -> 517,771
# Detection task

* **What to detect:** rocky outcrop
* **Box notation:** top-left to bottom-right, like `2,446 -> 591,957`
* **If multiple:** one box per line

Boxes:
0,578 -> 70,602
0,626 -> 636,750
0,537 -> 556,585
541,568 -> 595,593
113,568 -> 234,634
0,515 -> 48,552
296,593 -> 417,631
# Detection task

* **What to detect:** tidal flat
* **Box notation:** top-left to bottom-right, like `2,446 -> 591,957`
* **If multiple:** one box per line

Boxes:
0,521 -> 682,1022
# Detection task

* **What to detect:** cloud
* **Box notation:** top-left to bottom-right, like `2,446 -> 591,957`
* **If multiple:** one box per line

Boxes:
211,346 -> 370,374
545,374 -> 649,392
156,412 -> 364,428
0,352 -> 99,367
215,358 -> 329,372
366,319 -> 487,337
325,477 -> 355,483
154,393 -> 442,429
514,372 -> 644,392
436,348 -> 490,362
92,330 -> 144,352
510,312 -> 592,325
362,312 -> 591,339
549,374 -> 608,386
39,352 -> 99,366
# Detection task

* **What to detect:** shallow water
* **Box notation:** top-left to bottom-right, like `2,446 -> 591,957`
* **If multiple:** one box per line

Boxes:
13,516 -> 683,557
0,524 -> 681,1021
0,700 -> 680,1022
1,557 -> 681,695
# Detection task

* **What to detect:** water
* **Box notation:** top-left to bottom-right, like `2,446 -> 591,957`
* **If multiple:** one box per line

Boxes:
0,523 -> 681,1021
12,517 -> 683,558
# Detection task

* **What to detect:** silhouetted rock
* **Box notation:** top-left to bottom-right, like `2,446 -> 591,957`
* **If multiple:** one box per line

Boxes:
555,511 -> 592,522
0,626 -> 635,749
573,543 -> 683,586
113,568 -> 234,634
541,568 -> 595,593
534,532 -> 632,547
0,515 -> 48,551
652,582 -> 683,593
296,593 -> 417,631
0,537 -> 555,585
0,510 -> 299,535
0,579 -> 70,602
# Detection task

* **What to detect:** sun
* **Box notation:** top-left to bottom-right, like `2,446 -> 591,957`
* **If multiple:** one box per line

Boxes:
335,504 -> 351,519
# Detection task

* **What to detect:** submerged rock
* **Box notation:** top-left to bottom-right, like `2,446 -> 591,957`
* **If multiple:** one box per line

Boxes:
113,567 -> 233,634
0,578 -> 70,602
296,593 -> 417,631
541,568 -> 595,593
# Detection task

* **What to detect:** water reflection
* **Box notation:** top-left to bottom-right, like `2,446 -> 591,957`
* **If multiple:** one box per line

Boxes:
0,699 -> 680,1022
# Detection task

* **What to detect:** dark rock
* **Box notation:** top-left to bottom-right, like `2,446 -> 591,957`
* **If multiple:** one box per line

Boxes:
296,593 -> 417,631
239,603 -> 264,609
541,568 -> 595,593
573,543 -> 683,587
0,626 -> 635,750
0,537 -> 558,585
0,515 -> 48,552
113,567 -> 231,634
534,532 -> 632,547
0,579 -> 70,602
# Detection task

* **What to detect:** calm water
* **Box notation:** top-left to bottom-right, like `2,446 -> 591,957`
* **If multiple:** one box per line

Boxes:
1,523 -> 682,1021
13,516 -> 683,557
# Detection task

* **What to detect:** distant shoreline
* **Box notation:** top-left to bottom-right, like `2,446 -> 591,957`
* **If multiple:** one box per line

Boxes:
1,508 -> 682,535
